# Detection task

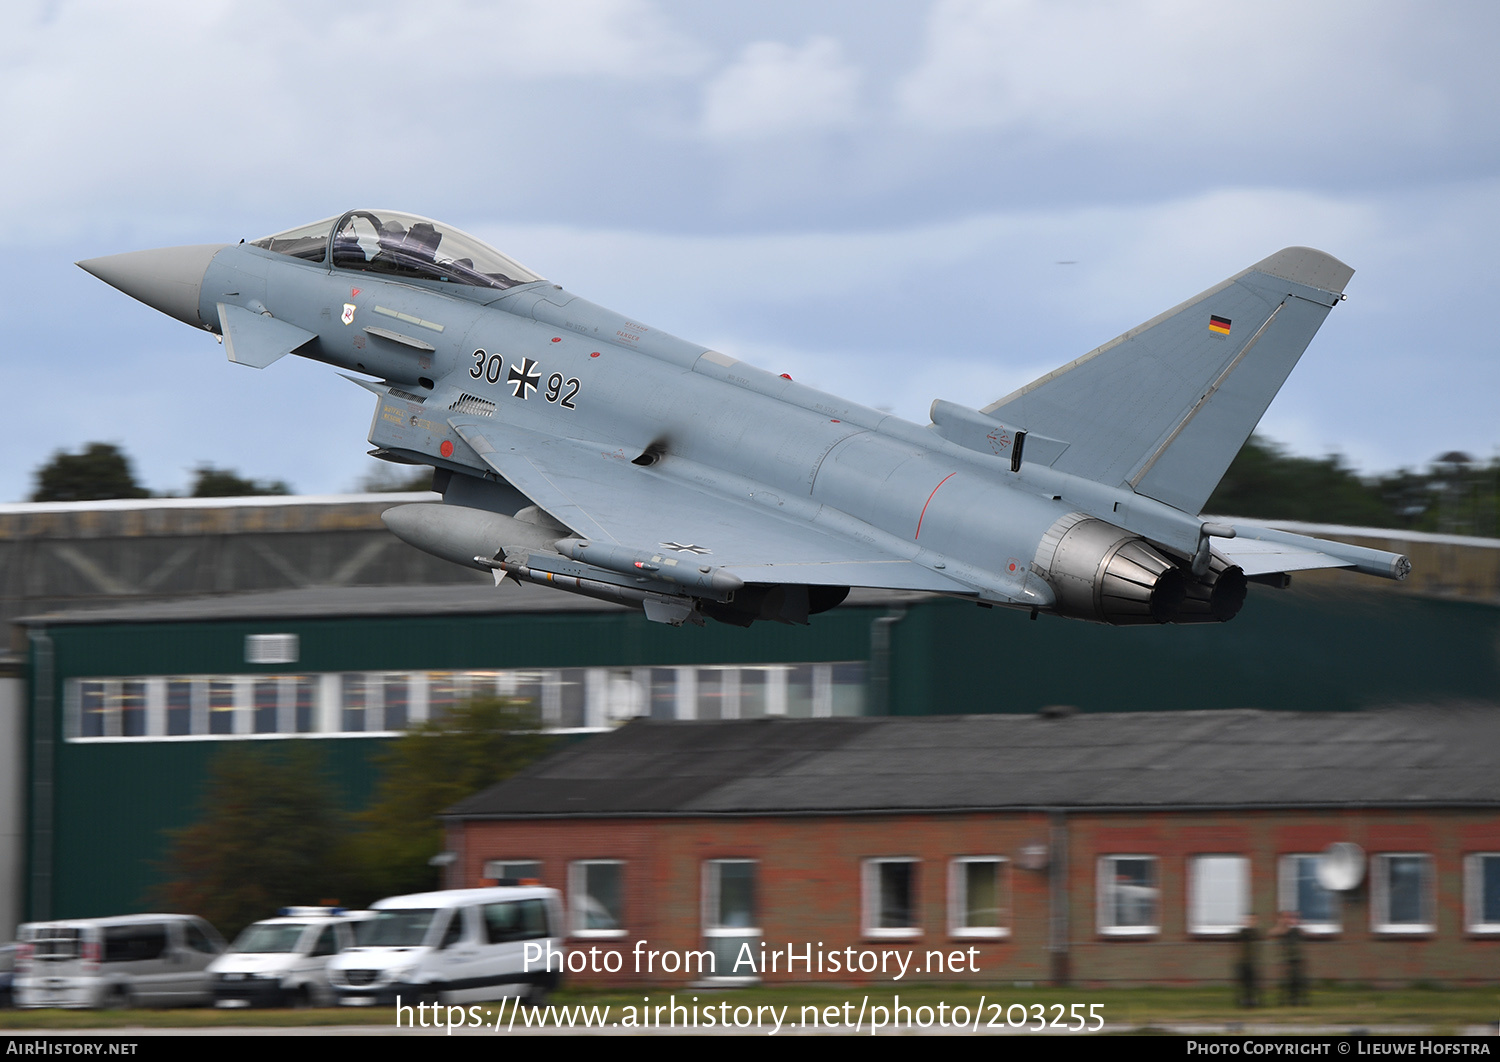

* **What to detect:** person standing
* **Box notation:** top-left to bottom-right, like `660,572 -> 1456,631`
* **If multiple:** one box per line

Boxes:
1235,914 -> 1261,1007
1275,912 -> 1308,1005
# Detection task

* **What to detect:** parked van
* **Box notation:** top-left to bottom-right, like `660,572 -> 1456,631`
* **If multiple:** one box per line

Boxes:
15,914 -> 225,1008
210,907 -> 371,1008
328,886 -> 562,1007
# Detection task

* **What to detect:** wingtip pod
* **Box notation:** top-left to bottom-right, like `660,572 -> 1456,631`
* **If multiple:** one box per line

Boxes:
1249,247 -> 1355,296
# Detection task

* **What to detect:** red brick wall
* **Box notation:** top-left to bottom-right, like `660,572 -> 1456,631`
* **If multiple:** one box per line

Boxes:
455,807 -> 1500,986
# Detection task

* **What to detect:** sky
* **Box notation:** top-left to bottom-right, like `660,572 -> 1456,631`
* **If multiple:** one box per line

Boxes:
3,0 -> 1498,500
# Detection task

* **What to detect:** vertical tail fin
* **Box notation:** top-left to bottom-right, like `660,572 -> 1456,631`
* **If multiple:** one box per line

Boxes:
983,248 -> 1354,514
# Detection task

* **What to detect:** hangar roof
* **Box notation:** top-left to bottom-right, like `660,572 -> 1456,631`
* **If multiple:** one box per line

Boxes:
445,705 -> 1500,818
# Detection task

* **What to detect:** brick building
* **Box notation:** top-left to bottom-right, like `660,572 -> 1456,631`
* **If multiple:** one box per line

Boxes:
444,708 -> 1500,987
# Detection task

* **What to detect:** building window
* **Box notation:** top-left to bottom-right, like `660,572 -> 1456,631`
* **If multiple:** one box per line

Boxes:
948,857 -> 1008,938
863,858 -> 920,938
1188,855 -> 1249,936
1464,854 -> 1500,934
569,861 -> 625,938
484,860 -> 542,883
118,681 -> 148,738
245,633 -> 298,665
208,679 -> 237,735
382,674 -> 409,731
1277,854 -> 1341,934
252,678 -> 280,735
1098,855 -> 1159,936
703,860 -> 759,979
63,660 -> 871,741
294,677 -> 317,733
166,679 -> 194,737
1371,854 -> 1434,934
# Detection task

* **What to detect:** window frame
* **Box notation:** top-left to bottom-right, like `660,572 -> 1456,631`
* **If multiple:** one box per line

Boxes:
1276,853 -> 1342,936
947,856 -> 1009,939
861,857 -> 921,940
1186,854 -> 1250,937
1097,855 -> 1160,938
701,859 -> 761,983
568,860 -> 627,939
1463,853 -> 1500,935
1370,852 -> 1435,935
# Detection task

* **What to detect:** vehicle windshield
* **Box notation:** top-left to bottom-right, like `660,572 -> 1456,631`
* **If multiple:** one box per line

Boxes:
356,909 -> 438,948
230,923 -> 310,954
331,210 -> 542,290
250,216 -> 339,263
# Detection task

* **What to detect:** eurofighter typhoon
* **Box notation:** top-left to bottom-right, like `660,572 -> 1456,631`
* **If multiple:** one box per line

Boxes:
79,210 -> 1409,628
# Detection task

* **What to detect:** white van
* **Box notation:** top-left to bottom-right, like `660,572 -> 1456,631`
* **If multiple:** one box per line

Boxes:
15,914 -> 225,1008
209,907 -> 371,1008
328,886 -> 563,1007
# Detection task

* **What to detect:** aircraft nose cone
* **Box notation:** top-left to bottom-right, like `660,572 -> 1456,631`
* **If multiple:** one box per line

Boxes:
78,244 -> 229,328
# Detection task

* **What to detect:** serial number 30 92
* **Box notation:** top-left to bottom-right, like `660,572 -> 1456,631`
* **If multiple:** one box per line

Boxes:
989,1003 -> 1104,1031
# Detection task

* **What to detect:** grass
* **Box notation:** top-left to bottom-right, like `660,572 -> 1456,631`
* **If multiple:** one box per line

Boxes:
1,984 -> 1498,1032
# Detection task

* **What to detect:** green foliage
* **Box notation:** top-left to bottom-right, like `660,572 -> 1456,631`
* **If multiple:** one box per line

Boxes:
30,442 -> 150,502
356,462 -> 434,493
158,744 -> 352,939
1206,436 -> 1393,526
345,697 -> 550,902
190,465 -> 291,497
1206,436 -> 1500,536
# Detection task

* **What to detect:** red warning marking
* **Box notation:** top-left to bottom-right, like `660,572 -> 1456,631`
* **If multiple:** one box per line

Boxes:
551,337 -> 561,343
831,419 -> 840,423
440,440 -> 454,458
590,352 -> 600,358
915,473 -> 957,540
780,373 -> 792,380
350,287 -> 361,297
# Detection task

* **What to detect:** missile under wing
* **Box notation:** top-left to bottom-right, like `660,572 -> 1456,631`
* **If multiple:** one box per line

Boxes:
78,210 -> 1409,627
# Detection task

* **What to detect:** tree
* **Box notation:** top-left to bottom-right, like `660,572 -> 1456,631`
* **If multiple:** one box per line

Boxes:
158,743 -> 352,939
30,442 -> 150,502
1205,436 -> 1395,527
347,697 -> 549,900
356,461 -> 434,493
190,464 -> 291,497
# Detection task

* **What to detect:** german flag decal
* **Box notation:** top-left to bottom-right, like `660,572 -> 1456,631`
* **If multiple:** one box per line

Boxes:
1209,315 -> 1232,335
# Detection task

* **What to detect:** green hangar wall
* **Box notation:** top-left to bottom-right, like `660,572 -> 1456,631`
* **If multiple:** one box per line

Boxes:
21,575 -> 1500,925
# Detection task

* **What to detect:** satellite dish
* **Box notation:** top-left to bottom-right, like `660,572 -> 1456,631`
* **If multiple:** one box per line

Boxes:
1316,842 -> 1365,892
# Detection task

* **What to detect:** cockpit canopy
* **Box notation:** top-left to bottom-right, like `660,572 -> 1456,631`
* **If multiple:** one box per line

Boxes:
250,210 -> 543,291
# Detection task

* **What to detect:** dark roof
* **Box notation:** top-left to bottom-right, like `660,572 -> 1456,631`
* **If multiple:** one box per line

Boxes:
17,583 -> 933,627
445,705 -> 1500,819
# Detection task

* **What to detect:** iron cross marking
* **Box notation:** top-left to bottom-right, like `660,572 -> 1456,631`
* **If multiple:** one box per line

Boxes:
507,357 -> 541,399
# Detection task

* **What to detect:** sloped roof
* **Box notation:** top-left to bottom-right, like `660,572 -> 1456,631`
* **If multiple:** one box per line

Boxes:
445,704 -> 1500,819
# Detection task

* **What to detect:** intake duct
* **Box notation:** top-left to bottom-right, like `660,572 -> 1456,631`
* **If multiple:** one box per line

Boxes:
1032,513 -> 1243,625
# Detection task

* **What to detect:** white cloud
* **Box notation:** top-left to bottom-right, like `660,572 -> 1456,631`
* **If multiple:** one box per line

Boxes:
893,0 -> 1481,156
701,37 -> 860,140
0,0 -> 706,240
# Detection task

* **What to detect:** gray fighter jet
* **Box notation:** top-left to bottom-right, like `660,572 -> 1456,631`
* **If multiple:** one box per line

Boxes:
79,210 -> 1408,627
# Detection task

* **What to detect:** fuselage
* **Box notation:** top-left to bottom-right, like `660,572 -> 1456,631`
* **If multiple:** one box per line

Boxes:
198,237 -> 1083,606
94,211 -> 1393,627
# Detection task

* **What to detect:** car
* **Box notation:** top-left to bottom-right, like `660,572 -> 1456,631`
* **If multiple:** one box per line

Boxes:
328,886 -> 562,1007
0,944 -> 16,1008
14,914 -> 225,1008
209,907 -> 371,1008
